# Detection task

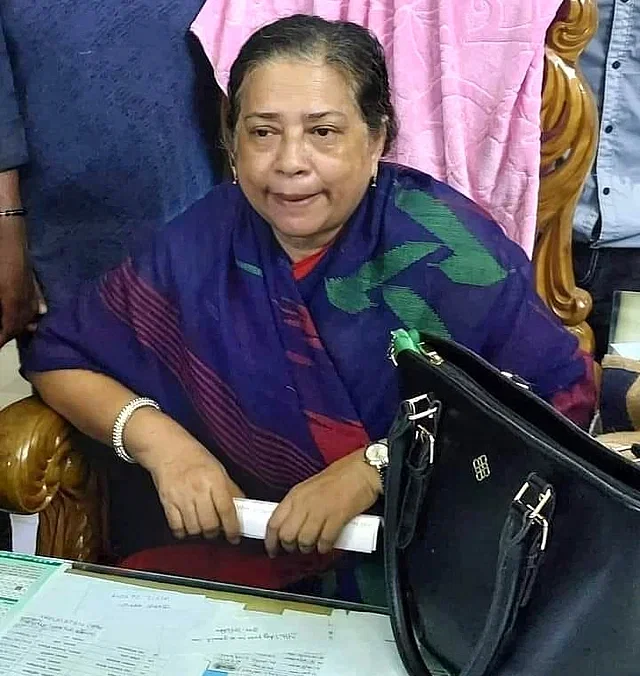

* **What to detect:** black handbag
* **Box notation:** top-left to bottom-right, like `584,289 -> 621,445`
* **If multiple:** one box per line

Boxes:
384,329 -> 640,676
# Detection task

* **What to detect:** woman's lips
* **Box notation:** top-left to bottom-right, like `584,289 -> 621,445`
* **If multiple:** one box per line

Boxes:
270,192 -> 320,207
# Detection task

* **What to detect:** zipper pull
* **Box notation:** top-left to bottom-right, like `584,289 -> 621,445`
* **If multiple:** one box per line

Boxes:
418,345 -> 444,366
501,371 -> 531,390
389,329 -> 444,366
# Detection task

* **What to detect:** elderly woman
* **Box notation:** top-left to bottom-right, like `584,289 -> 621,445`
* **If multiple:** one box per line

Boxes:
23,15 -> 595,601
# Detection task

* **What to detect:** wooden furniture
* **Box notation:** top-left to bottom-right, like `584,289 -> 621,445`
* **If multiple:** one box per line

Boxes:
0,0 -> 600,562
536,0 -> 598,352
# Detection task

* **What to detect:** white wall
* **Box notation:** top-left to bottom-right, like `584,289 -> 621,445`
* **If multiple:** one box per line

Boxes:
0,341 -> 39,554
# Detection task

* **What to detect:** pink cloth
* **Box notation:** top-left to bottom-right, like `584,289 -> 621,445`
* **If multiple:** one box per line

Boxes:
191,1 -> 563,256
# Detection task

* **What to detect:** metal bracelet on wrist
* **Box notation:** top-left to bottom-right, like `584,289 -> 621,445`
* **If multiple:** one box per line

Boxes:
0,207 -> 27,217
111,397 -> 161,464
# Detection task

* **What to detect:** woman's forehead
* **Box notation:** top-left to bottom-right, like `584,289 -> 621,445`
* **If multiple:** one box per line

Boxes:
238,59 -> 360,118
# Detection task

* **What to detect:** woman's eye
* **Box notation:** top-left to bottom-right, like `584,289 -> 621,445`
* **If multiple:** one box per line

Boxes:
313,127 -> 335,138
252,129 -> 273,138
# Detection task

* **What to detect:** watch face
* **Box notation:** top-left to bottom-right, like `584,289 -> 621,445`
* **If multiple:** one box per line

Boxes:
366,442 -> 389,467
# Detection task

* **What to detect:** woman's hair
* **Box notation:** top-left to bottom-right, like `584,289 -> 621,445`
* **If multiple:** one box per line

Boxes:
224,14 -> 398,155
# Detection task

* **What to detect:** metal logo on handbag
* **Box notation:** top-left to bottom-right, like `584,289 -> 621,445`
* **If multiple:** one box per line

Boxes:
472,455 -> 491,482
384,328 -> 640,676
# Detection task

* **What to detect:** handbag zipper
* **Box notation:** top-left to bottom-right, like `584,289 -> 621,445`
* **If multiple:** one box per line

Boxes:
388,330 -> 640,501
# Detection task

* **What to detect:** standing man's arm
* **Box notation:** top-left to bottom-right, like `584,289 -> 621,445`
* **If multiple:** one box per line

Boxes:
0,15 -> 45,346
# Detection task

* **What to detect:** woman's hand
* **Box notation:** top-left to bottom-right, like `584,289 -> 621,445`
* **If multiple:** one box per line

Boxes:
137,429 -> 245,543
265,448 -> 382,557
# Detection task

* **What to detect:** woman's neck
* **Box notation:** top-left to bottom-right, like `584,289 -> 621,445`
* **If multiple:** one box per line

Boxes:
274,227 -> 342,263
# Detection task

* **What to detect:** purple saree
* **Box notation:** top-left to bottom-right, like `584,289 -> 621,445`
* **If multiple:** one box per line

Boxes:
23,163 -> 593,598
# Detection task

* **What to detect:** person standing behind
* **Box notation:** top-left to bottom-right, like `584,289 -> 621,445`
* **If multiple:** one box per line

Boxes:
0,0 -> 221,342
573,0 -> 640,360
0,1 -> 222,550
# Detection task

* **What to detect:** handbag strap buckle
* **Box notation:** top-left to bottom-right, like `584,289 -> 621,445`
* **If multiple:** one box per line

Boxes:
403,395 -> 441,466
513,480 -> 553,551
404,394 -> 440,422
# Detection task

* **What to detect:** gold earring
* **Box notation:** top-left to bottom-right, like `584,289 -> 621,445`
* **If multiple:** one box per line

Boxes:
231,164 -> 238,185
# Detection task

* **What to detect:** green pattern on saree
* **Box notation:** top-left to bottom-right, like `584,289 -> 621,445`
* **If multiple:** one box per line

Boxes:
394,189 -> 507,286
324,188 -> 507,335
325,241 -> 440,313
383,287 -> 451,338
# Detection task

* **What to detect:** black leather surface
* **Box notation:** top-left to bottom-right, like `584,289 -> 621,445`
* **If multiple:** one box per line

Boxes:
385,334 -> 640,676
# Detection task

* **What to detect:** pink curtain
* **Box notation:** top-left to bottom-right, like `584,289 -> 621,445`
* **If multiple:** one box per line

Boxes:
192,0 -> 563,255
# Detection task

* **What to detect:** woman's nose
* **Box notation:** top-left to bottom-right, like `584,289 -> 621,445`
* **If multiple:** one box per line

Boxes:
274,135 -> 309,176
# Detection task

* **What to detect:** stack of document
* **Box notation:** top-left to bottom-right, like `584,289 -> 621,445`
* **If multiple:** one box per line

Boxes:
188,605 -> 406,676
0,552 -> 67,622
0,552 -> 407,676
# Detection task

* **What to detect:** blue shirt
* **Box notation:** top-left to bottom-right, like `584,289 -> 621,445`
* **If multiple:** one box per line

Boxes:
0,1 -> 220,307
574,0 -> 640,248
0,20 -> 26,169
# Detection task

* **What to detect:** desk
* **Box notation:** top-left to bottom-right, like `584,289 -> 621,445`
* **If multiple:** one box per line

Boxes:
73,560 -> 386,615
0,553 -> 406,676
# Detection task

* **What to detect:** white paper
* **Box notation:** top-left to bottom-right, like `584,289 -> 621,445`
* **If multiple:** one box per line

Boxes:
322,610 -> 408,676
190,603 -> 410,676
9,514 -> 39,556
610,342 -> 640,360
233,498 -> 381,553
191,607 -> 333,675
0,614 -> 208,676
0,553 -> 409,676
0,573 -> 217,676
23,573 -> 219,653
204,650 -> 326,675
0,552 -> 67,624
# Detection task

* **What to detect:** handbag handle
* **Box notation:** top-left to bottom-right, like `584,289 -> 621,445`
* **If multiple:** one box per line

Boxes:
460,473 -> 555,676
387,406 -> 555,676
389,411 -> 554,676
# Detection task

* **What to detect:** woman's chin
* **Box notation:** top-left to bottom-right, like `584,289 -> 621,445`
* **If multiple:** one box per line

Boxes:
271,217 -> 333,243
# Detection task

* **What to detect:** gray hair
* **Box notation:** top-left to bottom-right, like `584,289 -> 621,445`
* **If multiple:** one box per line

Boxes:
224,14 -> 398,155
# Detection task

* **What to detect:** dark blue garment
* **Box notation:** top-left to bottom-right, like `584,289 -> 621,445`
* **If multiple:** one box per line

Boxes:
24,163 -> 588,498
0,1 -> 221,307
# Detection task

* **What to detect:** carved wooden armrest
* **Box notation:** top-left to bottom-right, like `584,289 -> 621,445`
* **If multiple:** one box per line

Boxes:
536,0 -> 598,352
0,396 -> 103,560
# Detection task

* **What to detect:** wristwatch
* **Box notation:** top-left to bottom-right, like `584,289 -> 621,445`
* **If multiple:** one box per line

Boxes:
364,438 -> 389,493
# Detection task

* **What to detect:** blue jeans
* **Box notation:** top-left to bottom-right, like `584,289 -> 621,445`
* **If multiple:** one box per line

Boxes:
573,242 -> 640,361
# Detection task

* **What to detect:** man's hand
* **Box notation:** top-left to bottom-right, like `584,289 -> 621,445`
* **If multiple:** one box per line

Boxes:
0,218 -> 45,346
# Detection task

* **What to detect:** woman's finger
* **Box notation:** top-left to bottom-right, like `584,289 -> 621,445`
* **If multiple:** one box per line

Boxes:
277,506 -> 309,554
317,515 -> 346,555
296,513 -> 325,554
164,503 -> 186,540
265,499 -> 293,558
180,500 -> 202,537
194,490 -> 220,539
212,484 -> 241,544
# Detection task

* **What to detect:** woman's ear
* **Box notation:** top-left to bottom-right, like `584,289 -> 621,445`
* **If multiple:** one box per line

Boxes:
219,95 -> 238,182
219,95 -> 234,155
372,116 -> 388,164
370,130 -> 387,177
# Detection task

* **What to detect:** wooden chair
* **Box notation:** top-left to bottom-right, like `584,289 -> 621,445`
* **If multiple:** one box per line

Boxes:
0,0 -> 600,562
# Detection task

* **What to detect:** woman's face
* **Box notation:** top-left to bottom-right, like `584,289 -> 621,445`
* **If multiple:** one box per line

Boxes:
233,58 -> 386,258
